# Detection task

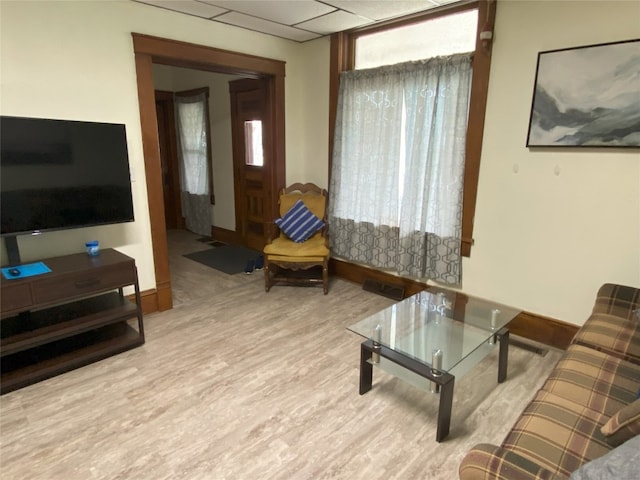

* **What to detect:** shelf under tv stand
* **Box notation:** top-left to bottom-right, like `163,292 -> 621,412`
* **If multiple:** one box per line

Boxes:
0,249 -> 145,394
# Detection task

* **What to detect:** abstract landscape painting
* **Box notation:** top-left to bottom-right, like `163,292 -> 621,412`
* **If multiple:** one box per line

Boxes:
526,39 -> 640,147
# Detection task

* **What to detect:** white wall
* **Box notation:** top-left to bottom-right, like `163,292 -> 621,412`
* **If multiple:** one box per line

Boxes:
287,37 -> 331,187
461,0 -> 640,325
0,0 -> 313,291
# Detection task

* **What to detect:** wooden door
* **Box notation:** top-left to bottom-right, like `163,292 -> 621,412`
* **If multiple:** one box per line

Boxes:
230,78 -> 271,252
155,90 -> 183,230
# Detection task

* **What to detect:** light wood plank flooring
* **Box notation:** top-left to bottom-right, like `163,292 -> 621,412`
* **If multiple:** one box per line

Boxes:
0,230 -> 563,479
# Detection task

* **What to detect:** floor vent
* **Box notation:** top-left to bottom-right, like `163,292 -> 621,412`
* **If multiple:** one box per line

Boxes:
362,278 -> 405,301
511,338 -> 548,357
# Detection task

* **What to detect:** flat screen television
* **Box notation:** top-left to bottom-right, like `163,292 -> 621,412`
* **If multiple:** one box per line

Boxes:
1,115 -> 135,262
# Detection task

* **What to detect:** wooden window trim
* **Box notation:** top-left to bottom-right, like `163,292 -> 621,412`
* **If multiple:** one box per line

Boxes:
328,0 -> 496,257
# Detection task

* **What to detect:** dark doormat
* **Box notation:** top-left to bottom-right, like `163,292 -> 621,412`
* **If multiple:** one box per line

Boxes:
183,245 -> 261,275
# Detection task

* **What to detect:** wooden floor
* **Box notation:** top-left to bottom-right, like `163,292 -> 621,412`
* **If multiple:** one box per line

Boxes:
0,230 -> 563,480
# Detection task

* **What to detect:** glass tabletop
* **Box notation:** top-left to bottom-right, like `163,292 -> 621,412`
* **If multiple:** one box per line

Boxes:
348,288 -> 521,373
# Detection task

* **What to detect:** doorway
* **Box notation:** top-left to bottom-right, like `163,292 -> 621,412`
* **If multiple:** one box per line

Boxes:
133,33 -> 286,311
230,78 -> 270,252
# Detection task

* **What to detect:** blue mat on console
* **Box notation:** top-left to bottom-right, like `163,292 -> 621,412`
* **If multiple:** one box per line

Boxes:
2,262 -> 52,280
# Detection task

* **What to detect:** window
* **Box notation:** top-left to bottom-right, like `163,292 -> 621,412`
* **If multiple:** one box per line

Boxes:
174,88 -> 214,237
244,120 -> 264,166
330,53 -> 472,285
176,97 -> 210,195
329,0 -> 495,259
355,9 -> 478,69
350,8 -> 478,232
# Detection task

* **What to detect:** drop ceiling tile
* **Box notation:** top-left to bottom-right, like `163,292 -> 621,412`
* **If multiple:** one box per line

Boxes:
295,9 -> 371,34
132,0 -> 463,43
325,1 -> 438,21
215,11 -> 321,42
203,1 -> 335,25
135,0 -> 227,18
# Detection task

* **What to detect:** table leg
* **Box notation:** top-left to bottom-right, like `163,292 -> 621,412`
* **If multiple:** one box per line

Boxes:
497,328 -> 509,383
357,339 -> 455,441
359,342 -> 373,395
436,376 -> 454,442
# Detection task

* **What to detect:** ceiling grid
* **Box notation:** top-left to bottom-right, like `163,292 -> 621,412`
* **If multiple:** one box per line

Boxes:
133,0 -> 461,42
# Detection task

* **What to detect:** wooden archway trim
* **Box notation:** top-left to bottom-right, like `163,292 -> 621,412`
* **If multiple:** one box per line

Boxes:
132,33 -> 286,312
133,34 -> 286,77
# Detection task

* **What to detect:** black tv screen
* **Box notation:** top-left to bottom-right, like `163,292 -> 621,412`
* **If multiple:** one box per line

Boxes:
1,116 -> 135,236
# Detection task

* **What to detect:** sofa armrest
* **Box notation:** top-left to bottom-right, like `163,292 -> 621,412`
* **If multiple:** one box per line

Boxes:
459,444 -> 568,480
570,284 -> 640,363
593,284 -> 640,320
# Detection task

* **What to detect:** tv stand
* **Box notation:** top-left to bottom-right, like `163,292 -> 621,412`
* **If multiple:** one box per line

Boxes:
0,249 -> 145,394
4,235 -> 21,266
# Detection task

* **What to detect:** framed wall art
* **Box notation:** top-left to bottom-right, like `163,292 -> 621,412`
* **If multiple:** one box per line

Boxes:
526,39 -> 640,147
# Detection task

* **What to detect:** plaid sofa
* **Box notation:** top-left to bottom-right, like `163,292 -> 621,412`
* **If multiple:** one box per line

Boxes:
459,283 -> 640,480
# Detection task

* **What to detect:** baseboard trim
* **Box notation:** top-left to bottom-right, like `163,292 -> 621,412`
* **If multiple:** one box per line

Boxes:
128,288 -> 163,315
140,289 -> 160,314
330,258 -> 579,350
508,311 -> 577,351
330,258 -> 427,297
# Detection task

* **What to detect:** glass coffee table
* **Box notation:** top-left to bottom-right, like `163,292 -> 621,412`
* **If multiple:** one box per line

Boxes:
348,288 -> 521,442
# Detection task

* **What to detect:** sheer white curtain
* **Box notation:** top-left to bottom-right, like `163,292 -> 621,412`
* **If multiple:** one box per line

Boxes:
175,92 -> 211,237
329,54 -> 472,285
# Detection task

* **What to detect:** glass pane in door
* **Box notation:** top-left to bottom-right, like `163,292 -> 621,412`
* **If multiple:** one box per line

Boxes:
244,120 -> 264,166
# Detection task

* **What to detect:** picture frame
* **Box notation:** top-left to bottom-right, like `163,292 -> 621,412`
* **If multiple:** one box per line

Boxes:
526,39 -> 640,148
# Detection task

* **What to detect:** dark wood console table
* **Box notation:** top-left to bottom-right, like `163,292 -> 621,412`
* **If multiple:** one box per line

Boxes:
0,249 -> 145,394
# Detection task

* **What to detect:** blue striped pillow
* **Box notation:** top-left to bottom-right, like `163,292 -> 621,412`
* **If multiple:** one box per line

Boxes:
276,199 -> 324,243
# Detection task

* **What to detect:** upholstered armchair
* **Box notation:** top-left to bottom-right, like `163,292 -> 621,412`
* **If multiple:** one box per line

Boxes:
263,183 -> 330,294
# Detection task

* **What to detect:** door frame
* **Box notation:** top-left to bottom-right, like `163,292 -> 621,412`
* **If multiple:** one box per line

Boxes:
154,90 -> 183,231
132,33 -> 286,311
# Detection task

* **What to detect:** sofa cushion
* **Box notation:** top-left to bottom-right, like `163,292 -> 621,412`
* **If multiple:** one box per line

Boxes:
502,390 -> 612,477
459,443 -> 568,480
263,234 -> 329,260
541,344 -> 640,416
569,434 -> 640,480
600,398 -> 640,446
275,199 -> 324,243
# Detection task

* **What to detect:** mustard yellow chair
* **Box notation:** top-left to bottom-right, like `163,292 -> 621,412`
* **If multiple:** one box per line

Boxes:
263,183 -> 330,294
